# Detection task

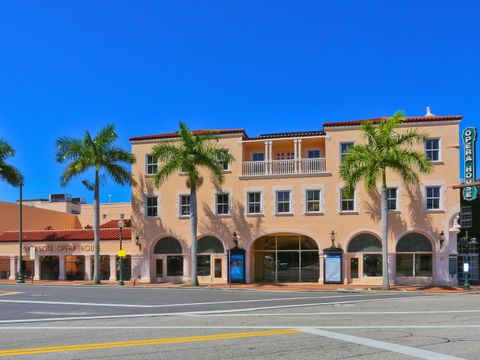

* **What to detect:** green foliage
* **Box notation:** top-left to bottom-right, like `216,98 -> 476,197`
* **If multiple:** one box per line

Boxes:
55,124 -> 137,188
0,139 -> 22,186
340,111 -> 432,195
151,122 -> 234,189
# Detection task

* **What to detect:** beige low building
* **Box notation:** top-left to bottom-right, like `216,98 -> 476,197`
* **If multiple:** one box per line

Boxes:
129,113 -> 462,286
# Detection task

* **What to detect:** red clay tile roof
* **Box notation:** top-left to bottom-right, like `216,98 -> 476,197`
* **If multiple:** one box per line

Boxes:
323,115 -> 462,127
99,219 -> 128,228
0,228 -> 132,242
248,130 -> 325,140
129,129 -> 247,142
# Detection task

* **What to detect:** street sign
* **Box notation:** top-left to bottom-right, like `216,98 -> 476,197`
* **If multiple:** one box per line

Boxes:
117,250 -> 127,258
462,127 -> 478,201
29,245 -> 36,260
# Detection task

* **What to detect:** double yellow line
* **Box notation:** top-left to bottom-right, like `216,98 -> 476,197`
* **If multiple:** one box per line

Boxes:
0,329 -> 298,357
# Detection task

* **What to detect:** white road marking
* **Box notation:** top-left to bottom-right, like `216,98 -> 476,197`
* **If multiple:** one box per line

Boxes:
192,309 -> 480,316
0,293 -> 405,308
299,327 -> 465,360
0,325 -> 480,330
0,291 -> 21,297
0,296 -> 428,324
29,312 -> 90,316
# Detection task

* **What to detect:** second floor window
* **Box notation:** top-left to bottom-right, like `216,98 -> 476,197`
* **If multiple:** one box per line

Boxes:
146,196 -> 158,217
247,192 -> 262,214
425,139 -> 440,162
276,191 -> 291,213
180,195 -> 190,216
426,186 -> 441,210
307,149 -> 321,158
216,193 -> 230,215
146,154 -> 158,175
340,142 -> 354,163
340,188 -> 355,212
252,152 -> 265,161
306,190 -> 321,213
387,188 -> 398,211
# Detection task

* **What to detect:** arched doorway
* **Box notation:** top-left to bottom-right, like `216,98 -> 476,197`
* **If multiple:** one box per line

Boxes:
197,236 -> 225,281
253,234 -> 319,282
396,233 -> 433,279
347,233 -> 382,284
153,237 -> 184,282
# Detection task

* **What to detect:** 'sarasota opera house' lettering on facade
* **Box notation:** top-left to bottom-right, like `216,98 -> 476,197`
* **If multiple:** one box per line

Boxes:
0,113 -> 463,286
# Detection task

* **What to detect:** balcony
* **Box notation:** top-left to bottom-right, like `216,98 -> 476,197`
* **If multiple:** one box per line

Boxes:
242,158 -> 326,177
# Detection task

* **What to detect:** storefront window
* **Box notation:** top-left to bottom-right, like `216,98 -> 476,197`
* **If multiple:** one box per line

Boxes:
40,256 -> 59,280
363,254 -> 382,277
65,255 -> 85,280
396,233 -> 433,277
167,256 -> 183,276
197,255 -> 211,276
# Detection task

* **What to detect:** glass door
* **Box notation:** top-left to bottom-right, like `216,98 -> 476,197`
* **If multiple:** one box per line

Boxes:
156,258 -> 164,282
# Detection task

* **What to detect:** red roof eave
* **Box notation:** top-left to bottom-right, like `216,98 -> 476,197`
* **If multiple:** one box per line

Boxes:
0,228 -> 132,242
129,129 -> 247,142
323,115 -> 462,128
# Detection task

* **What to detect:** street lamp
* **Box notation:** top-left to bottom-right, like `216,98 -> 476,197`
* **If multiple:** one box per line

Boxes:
17,179 -> 25,284
118,219 -> 125,286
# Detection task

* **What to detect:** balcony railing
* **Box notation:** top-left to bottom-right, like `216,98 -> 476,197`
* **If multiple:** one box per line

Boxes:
242,158 -> 326,177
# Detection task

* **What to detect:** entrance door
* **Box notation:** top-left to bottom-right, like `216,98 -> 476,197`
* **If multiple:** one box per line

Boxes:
214,258 -> 222,278
156,258 -> 164,282
350,257 -> 359,280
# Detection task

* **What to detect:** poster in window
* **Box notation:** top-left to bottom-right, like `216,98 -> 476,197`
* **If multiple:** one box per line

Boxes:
324,253 -> 342,283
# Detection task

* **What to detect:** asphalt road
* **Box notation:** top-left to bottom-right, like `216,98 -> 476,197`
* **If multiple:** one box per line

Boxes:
0,284 -> 479,359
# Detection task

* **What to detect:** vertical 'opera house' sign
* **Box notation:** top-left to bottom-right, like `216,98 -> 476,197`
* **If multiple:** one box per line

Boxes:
463,127 -> 478,201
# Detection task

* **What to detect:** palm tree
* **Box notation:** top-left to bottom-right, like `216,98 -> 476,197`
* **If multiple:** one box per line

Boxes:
56,125 -> 136,284
152,122 -> 233,286
340,111 -> 432,290
0,139 -> 22,186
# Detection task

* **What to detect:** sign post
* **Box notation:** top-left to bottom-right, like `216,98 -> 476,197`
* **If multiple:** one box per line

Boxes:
462,127 -> 478,201
463,262 -> 470,290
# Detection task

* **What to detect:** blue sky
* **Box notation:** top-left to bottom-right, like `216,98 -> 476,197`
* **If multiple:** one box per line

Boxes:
0,0 -> 479,203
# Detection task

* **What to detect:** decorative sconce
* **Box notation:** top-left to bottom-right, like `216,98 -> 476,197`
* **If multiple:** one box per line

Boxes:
439,231 -> 445,249
329,230 -> 336,248
135,235 -> 142,250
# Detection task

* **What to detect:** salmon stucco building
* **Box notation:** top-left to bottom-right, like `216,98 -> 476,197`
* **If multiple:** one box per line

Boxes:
128,112 -> 462,286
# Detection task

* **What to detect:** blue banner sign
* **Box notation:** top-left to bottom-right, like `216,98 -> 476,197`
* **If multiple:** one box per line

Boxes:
229,253 -> 245,282
463,127 -> 478,201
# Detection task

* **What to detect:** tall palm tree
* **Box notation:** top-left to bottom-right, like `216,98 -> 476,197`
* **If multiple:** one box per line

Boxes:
152,122 -> 233,286
56,125 -> 136,284
0,139 -> 22,186
340,111 -> 432,290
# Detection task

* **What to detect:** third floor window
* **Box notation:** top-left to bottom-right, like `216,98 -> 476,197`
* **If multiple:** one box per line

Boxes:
425,139 -> 440,162
146,154 -> 158,175
340,142 -> 354,163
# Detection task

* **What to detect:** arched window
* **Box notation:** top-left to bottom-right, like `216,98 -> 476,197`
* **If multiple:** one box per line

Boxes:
153,237 -> 183,278
396,233 -> 433,277
347,234 -> 382,252
154,237 -> 183,254
197,236 -> 224,277
347,234 -> 382,278
198,236 -> 224,254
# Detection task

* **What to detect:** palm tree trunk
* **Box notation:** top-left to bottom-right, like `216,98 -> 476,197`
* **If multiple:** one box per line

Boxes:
190,186 -> 198,286
381,170 -> 390,290
93,170 -> 101,285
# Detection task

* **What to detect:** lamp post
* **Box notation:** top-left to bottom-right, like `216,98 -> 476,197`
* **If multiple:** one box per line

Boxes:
118,219 -> 124,286
17,179 -> 25,284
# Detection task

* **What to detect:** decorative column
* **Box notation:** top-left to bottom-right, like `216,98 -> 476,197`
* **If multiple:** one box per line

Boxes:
58,255 -> 66,281
294,139 -> 298,173
268,141 -> 273,175
9,256 -> 16,280
33,256 -> 40,281
245,250 -> 251,284
84,255 -> 92,281
343,254 -> 348,284
223,254 -> 228,283
298,139 -> 302,173
109,255 -> 117,282
388,253 -> 396,285
318,252 -> 324,284
264,141 -> 269,175
183,255 -> 191,283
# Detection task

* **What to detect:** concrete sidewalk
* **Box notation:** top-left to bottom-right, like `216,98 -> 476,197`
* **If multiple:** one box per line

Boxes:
1,279 -> 479,293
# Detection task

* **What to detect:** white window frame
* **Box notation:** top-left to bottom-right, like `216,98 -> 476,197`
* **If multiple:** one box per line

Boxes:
246,191 -> 262,215
216,192 -> 231,215
339,187 -> 356,213
216,148 -> 230,171
387,187 -> 398,211
424,138 -> 441,162
340,142 -> 354,163
425,185 -> 442,211
145,195 -> 159,218
179,194 -> 191,218
275,190 -> 292,214
145,154 -> 158,175
305,189 -> 322,213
